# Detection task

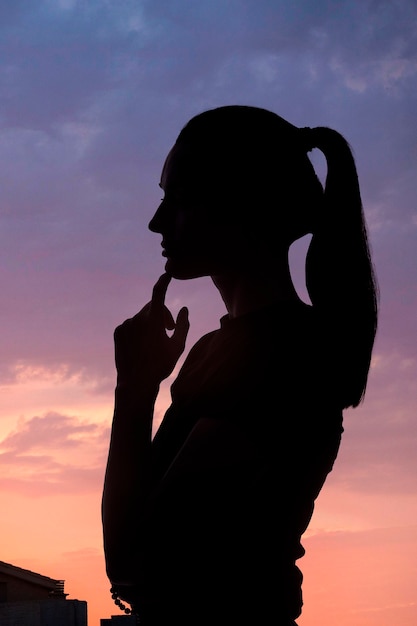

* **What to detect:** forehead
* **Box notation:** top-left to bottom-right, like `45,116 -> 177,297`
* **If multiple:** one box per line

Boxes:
160,143 -> 202,190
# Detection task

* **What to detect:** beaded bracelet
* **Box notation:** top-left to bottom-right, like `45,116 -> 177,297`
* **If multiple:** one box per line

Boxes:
110,586 -> 140,622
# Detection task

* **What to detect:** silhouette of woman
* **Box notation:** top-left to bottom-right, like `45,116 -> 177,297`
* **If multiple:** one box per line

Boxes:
102,105 -> 378,625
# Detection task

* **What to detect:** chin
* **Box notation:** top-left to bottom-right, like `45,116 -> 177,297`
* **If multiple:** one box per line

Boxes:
164,258 -> 208,280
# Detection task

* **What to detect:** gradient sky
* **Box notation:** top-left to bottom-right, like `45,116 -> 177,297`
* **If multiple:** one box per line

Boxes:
0,1 -> 416,625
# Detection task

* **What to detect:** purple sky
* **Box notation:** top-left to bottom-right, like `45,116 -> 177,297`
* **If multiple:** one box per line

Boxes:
0,1 -> 416,624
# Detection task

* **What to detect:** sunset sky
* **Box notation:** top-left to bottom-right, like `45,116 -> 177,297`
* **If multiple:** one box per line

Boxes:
0,1 -> 416,625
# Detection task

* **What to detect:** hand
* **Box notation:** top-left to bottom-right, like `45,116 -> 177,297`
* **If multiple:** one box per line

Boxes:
114,273 -> 190,388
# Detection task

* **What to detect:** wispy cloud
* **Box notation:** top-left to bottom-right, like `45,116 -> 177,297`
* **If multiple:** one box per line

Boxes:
0,412 -> 109,495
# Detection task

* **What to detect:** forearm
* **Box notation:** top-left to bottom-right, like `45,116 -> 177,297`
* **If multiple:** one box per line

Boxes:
102,273 -> 189,583
102,382 -> 159,583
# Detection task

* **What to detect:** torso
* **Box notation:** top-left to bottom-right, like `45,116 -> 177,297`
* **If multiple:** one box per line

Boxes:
137,301 -> 343,625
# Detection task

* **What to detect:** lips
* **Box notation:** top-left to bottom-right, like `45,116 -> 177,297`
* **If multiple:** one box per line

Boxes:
161,239 -> 184,260
161,241 -> 171,257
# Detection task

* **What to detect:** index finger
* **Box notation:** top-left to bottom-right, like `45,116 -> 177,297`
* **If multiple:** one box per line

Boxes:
150,273 -> 171,316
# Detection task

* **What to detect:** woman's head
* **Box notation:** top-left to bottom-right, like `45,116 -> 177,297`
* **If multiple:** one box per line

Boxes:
150,104 -> 378,409
150,105 -> 324,278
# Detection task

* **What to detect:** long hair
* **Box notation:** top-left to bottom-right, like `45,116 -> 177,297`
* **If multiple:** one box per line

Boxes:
304,126 -> 379,408
177,105 -> 379,408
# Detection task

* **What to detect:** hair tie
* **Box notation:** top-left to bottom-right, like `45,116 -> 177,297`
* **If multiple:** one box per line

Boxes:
299,127 -> 316,153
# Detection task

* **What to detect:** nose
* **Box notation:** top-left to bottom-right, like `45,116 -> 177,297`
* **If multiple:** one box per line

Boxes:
148,200 -> 166,233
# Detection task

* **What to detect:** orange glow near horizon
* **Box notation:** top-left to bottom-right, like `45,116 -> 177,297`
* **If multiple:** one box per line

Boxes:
1,358 -> 416,626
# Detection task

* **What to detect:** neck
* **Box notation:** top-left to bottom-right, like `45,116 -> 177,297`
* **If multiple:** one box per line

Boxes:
212,254 -> 301,319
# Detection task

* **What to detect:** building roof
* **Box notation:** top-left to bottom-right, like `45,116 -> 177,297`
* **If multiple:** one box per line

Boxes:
0,560 -> 66,596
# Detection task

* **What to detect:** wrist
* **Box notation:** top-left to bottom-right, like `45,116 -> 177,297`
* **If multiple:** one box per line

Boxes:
114,381 -> 160,404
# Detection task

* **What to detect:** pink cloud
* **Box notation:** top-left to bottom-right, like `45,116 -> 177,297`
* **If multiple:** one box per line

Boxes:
0,412 -> 109,496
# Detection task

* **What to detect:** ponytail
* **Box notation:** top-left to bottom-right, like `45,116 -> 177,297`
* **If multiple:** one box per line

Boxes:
303,127 -> 379,408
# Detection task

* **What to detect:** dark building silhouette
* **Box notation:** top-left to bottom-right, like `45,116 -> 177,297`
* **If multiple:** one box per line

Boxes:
0,560 -> 87,625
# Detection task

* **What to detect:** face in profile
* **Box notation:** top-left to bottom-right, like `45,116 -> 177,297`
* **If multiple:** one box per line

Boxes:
149,142 -> 245,280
